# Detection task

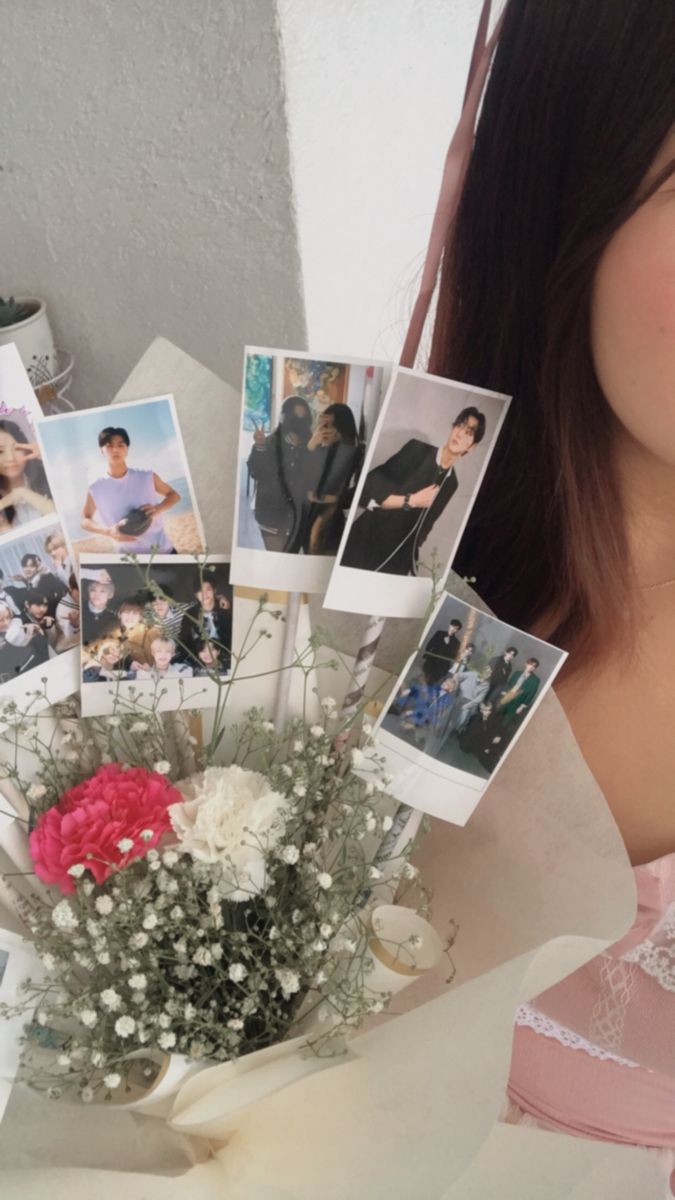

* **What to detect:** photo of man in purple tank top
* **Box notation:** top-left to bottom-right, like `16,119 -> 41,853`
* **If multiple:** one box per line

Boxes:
82,426 -> 180,554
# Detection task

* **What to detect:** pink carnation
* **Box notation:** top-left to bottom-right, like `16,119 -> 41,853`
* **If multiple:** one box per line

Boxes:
29,764 -> 181,894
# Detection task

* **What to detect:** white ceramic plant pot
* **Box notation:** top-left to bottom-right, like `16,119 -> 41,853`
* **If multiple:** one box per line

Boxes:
0,300 -> 57,386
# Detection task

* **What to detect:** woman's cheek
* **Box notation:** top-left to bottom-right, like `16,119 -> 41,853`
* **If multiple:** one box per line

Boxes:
591,200 -> 675,464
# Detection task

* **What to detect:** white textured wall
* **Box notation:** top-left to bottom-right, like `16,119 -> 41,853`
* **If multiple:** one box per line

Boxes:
1,0 -> 306,405
277,0 -> 484,360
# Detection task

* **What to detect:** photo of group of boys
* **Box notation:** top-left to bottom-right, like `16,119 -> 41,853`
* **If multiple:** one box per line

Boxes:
0,517 -> 79,704
232,348 -> 388,592
375,593 -> 566,825
79,556 -> 233,715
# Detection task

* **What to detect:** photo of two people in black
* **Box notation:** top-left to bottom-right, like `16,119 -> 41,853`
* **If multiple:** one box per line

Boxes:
0,525 -> 78,686
247,395 -> 363,557
381,602 -> 559,782
340,406 -> 485,576
81,562 -> 232,685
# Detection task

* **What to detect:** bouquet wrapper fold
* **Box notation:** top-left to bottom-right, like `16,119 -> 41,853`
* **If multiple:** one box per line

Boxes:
167,1035 -> 352,1141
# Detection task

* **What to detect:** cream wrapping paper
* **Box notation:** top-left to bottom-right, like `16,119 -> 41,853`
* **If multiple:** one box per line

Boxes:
0,341 -> 660,1198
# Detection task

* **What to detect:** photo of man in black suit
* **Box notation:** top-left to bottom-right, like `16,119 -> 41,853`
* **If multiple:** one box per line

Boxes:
487,646 -> 518,699
458,700 -> 508,771
340,407 -> 486,576
421,618 -> 463,684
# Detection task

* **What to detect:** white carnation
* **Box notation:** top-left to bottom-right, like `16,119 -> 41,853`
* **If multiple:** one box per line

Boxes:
170,766 -> 289,901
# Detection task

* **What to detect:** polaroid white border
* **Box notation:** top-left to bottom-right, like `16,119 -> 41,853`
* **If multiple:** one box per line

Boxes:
79,553 -> 235,717
230,346 -> 391,595
323,367 -> 511,618
35,394 -> 206,562
0,343 -> 59,548
0,516 -> 79,715
371,591 -> 568,826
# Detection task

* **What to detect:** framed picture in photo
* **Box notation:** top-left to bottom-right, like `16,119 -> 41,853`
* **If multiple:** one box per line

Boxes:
79,554 -> 235,716
36,395 -> 206,563
324,367 -> 510,618
231,347 -> 390,594
371,592 -> 566,825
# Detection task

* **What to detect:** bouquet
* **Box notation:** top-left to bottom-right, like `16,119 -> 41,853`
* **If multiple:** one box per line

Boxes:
0,578 -> 449,1120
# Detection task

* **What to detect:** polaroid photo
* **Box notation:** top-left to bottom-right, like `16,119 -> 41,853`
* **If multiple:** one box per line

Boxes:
0,343 -> 58,544
36,395 -> 206,563
0,516 -> 79,712
0,928 -> 45,1122
230,347 -> 390,593
79,554 -> 235,716
371,592 -> 567,825
324,367 -> 510,618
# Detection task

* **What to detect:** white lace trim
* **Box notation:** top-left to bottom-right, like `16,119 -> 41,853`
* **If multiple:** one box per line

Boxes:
515,1003 -> 640,1069
623,940 -> 675,992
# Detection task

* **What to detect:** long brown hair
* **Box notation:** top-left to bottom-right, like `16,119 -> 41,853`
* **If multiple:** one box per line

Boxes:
430,0 -> 675,658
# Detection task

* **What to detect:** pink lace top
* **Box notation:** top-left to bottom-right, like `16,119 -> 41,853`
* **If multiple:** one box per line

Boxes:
507,854 -> 675,1149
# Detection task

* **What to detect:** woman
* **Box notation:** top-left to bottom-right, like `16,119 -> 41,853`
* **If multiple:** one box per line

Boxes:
0,419 -> 54,530
429,0 -> 675,1184
304,402 -> 362,554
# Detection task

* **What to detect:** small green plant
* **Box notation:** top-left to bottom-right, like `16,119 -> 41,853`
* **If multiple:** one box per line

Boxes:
0,296 -> 36,328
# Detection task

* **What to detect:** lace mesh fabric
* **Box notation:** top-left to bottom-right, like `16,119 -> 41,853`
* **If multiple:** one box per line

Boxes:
515,864 -> 675,1071
623,901 -> 675,993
